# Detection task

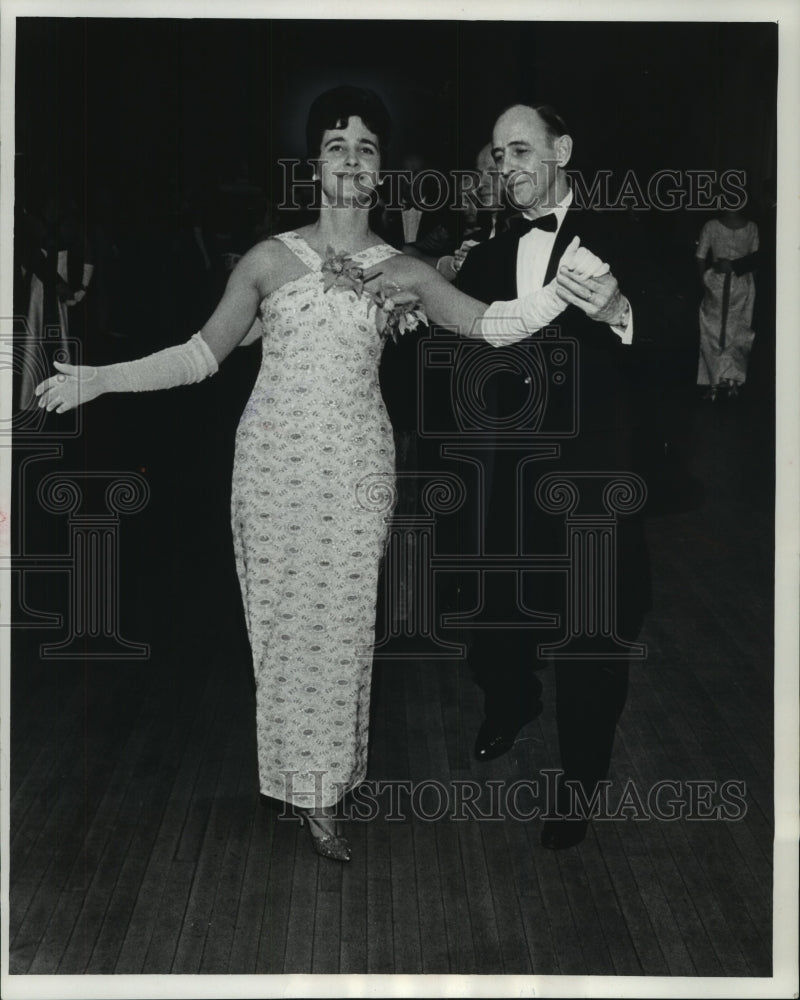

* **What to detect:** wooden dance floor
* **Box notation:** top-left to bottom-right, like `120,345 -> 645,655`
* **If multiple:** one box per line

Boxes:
9,350 -> 775,977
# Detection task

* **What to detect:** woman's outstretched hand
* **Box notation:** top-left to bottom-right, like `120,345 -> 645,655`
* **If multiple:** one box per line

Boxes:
35,361 -> 103,413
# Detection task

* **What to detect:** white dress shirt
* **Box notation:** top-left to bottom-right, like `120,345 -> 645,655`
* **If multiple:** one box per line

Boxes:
516,188 -> 634,344
401,206 -> 423,244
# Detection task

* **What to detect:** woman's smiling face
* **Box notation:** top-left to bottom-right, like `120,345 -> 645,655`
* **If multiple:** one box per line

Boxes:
318,115 -> 381,207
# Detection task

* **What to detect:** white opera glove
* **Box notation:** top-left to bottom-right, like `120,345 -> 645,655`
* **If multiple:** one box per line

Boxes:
478,236 -> 609,347
34,331 -> 219,414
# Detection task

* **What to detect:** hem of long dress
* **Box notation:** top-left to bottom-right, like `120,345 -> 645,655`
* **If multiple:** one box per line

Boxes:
258,775 -> 366,810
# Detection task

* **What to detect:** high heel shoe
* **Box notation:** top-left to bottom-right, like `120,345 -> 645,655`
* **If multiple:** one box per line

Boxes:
299,811 -> 351,862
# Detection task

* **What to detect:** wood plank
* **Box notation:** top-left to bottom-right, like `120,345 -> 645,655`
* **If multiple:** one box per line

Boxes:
10,671 -> 85,827
571,829 -> 645,976
36,661 -> 185,975
362,662 -> 395,974
36,739 -> 163,973
365,804 -> 394,973
389,819 -> 422,972
85,767 -> 185,974
281,818 -> 319,973
113,663 -> 233,972
87,678 -> 227,974
645,615 -> 773,801
200,767 -> 260,973
403,660 -> 450,973
590,820 -> 670,976
644,629 -> 771,779
21,719 -> 156,972
517,838 -> 584,975
227,791 -> 274,973
170,746 -> 243,973
140,860 -> 195,973
477,820 -> 533,974
9,704 -> 144,969
311,884 -> 341,974
615,818 -> 696,975
455,819 -> 506,974
501,810 -> 560,974
433,820 -> 474,974
10,675 -> 100,878
683,822 -> 771,975
614,703 -> 726,976
633,669 -> 771,971
615,694 -> 749,976
516,670 -> 590,977
552,845 -> 614,975
339,809 -> 368,973
606,728 -> 700,976
255,803 -> 296,974
411,819 -> 449,973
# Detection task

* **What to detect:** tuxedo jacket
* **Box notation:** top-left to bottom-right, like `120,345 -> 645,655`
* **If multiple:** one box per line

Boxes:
456,207 -> 661,627
458,209 -> 683,461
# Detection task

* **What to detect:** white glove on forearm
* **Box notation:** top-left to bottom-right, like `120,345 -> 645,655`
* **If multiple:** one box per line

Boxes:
478,235 -> 609,347
34,332 -> 219,413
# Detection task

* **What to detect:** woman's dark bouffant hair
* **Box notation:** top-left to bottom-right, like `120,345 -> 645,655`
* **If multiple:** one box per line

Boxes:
305,86 -> 392,159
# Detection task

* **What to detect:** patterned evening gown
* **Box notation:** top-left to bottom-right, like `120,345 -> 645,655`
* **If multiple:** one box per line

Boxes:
231,231 -> 401,809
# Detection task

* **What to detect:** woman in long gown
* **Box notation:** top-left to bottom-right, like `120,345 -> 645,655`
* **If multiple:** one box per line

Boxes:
696,207 -> 759,399
35,86 -> 608,861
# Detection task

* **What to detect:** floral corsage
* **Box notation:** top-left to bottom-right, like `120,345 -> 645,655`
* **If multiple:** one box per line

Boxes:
367,282 -> 427,343
321,247 -> 427,342
321,247 -> 371,296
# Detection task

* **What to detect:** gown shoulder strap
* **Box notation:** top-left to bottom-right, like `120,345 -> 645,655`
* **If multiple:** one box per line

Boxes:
273,231 -> 322,272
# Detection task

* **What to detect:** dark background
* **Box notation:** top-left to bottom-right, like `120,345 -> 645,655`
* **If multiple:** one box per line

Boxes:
16,19 -> 777,219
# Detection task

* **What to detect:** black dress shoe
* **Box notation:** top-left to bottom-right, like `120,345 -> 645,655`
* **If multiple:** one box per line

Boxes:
473,705 -> 541,762
541,817 -> 589,850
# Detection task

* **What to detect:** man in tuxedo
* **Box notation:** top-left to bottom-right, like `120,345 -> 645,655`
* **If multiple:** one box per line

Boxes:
456,103 -> 659,849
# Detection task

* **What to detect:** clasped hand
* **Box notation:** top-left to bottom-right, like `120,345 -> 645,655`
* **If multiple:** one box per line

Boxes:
556,249 -> 628,327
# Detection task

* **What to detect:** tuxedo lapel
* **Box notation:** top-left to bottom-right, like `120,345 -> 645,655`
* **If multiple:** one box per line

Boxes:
544,212 -> 579,285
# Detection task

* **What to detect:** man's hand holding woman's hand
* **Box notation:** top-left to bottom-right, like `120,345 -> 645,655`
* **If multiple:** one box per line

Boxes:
555,241 -> 629,327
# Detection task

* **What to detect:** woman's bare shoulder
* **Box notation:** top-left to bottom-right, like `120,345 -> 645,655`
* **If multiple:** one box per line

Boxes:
236,235 -> 289,271
233,234 -> 299,296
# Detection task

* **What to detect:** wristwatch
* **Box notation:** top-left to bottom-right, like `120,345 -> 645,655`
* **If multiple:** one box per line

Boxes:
614,297 -> 631,329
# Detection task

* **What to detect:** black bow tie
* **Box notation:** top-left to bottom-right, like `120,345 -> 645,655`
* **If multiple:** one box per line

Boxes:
508,212 -> 559,235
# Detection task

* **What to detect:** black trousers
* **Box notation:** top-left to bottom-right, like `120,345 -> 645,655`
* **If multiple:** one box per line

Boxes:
470,608 -> 642,814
